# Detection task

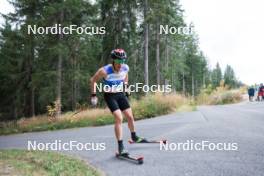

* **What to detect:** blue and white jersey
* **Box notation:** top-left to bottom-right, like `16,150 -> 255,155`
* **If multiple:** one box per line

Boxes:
103,64 -> 129,92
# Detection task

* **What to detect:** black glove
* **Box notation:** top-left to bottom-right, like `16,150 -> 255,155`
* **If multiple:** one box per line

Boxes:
90,93 -> 98,106
124,84 -> 131,98
125,91 -> 131,98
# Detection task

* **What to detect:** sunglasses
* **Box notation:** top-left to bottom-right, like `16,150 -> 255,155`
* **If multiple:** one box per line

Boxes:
113,59 -> 126,64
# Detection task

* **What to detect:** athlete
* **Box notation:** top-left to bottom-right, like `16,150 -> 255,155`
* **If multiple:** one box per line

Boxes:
90,48 -> 145,155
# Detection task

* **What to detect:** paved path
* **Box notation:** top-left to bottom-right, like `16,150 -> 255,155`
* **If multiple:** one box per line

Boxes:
1,101 -> 264,176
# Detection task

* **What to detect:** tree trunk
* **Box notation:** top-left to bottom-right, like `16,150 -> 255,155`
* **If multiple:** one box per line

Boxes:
24,32 -> 35,117
182,71 -> 185,95
203,72 -> 206,88
143,0 -> 149,90
30,37 -> 35,117
76,62 -> 80,106
164,36 -> 169,88
156,23 -> 160,85
195,79 -> 198,95
31,87 -> 35,116
56,51 -> 62,117
192,72 -> 195,98
56,11 -> 63,117
71,56 -> 76,111
13,95 -> 18,120
71,46 -> 80,111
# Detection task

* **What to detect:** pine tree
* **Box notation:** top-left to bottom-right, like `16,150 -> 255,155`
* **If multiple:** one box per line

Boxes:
224,65 -> 237,88
211,62 -> 222,88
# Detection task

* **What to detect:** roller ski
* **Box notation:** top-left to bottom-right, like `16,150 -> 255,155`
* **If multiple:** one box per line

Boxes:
115,151 -> 144,165
128,137 -> 167,144
116,140 -> 144,164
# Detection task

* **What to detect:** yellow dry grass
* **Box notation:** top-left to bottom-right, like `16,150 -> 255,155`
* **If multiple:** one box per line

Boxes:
0,93 -> 193,135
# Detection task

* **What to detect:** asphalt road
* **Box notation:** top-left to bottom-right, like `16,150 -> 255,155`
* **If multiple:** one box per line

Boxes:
1,101 -> 264,176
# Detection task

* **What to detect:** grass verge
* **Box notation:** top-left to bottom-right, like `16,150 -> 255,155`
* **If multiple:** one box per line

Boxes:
0,149 -> 101,176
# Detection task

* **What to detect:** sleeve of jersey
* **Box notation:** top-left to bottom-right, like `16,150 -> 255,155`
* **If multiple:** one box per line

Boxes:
103,65 -> 112,74
103,65 -> 108,73
125,64 -> 129,72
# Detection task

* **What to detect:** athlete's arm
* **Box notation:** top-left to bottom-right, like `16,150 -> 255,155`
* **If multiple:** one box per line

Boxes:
124,74 -> 128,85
90,68 -> 106,95
124,74 -> 130,97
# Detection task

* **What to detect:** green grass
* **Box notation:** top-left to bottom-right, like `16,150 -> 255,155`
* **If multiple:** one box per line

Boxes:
0,149 -> 102,176
0,114 -> 116,135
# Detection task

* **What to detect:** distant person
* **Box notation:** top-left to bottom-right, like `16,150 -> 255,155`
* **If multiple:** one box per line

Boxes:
258,83 -> 264,101
248,86 -> 255,102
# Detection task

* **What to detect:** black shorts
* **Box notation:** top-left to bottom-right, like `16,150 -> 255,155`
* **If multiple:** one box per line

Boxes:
104,92 -> 130,112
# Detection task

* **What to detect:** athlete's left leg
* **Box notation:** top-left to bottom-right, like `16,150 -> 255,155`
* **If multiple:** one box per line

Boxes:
122,108 -> 135,132
119,94 -> 144,142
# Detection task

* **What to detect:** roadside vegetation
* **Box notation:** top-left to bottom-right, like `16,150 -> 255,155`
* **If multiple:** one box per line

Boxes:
0,149 -> 101,176
0,93 -> 193,135
196,82 -> 245,105
0,86 -> 245,135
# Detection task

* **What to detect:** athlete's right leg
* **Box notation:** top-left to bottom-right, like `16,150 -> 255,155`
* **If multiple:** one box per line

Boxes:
112,109 -> 123,141
104,93 -> 128,155
118,94 -> 145,143
112,109 -> 128,154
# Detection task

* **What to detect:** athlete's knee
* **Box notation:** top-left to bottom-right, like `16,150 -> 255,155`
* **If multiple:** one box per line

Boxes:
113,111 -> 123,124
123,109 -> 134,120
115,117 -> 123,124
126,113 -> 134,121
